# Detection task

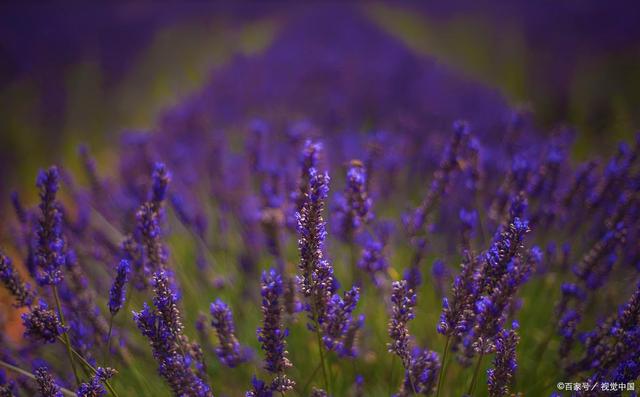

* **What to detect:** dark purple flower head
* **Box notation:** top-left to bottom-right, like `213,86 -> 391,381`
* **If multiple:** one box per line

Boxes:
108,259 -> 130,315
398,348 -> 441,396
150,162 -> 171,207
210,299 -> 250,367
388,280 -> 416,366
437,252 -> 480,337
357,238 -> 388,285
335,160 -> 373,240
134,275 -> 213,397
408,120 -> 470,236
310,388 -> 328,397
487,322 -> 520,397
293,140 -> 323,213
34,366 -> 63,397
76,367 -> 116,397
323,286 -> 360,353
0,253 -> 35,307
257,269 -> 294,393
246,376 -> 272,397
22,300 -> 66,343
136,202 -> 167,276
572,221 -> 626,289
341,313 -> 365,358
459,208 -> 478,249
34,166 -> 66,286
10,191 -> 28,225
296,167 -> 335,324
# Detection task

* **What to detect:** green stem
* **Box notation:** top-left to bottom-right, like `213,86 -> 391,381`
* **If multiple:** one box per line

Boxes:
388,355 -> 396,395
52,285 -> 81,387
467,352 -> 484,396
0,360 -> 77,397
58,337 -> 120,397
313,319 -> 330,393
105,314 -> 115,365
435,336 -> 451,397
300,362 -> 322,396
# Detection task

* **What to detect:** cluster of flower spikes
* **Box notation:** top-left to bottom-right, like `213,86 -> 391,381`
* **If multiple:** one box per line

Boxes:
294,151 -> 363,357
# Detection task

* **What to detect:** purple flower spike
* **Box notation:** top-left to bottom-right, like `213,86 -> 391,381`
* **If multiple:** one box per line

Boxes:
388,280 -> 417,366
487,322 -> 520,397
22,300 -> 66,344
134,273 -> 213,397
0,253 -> 35,307
323,286 -> 360,353
150,162 -> 171,208
257,269 -> 294,393
77,367 -> 116,397
246,376 -> 273,397
35,366 -> 63,397
34,166 -> 66,286
108,259 -> 130,315
335,160 -> 373,241
210,299 -> 250,368
296,167 -> 335,326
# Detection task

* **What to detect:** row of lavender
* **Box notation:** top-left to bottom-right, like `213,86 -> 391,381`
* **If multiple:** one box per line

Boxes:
0,113 -> 638,396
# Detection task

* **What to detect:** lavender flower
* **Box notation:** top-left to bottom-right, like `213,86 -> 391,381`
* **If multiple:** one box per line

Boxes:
34,166 -> 66,286
341,314 -> 365,358
22,300 -> 66,343
76,367 -> 116,397
398,348 -> 441,396
310,388 -> 328,397
335,160 -> 373,241
296,167 -> 334,324
323,286 -> 360,353
134,271 -> 212,397
357,238 -> 388,286
210,299 -> 250,367
408,120 -> 470,236
437,252 -> 479,338
34,366 -> 63,397
136,202 -> 167,275
0,253 -> 35,307
150,162 -> 171,210
388,280 -> 416,366
257,269 -> 294,393
108,259 -> 130,315
246,376 -> 272,397
292,140 -> 323,214
487,322 -> 520,397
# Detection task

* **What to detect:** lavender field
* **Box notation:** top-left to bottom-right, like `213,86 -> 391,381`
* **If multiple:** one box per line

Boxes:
1,3 -> 639,397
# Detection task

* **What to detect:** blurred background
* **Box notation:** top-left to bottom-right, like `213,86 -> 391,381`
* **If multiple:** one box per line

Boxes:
1,0 -> 639,199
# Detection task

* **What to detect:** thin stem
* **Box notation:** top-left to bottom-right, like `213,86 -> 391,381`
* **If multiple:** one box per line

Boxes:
52,285 -> 80,387
313,318 -> 330,393
57,336 -> 120,397
388,354 -> 396,395
0,360 -> 77,397
105,314 -> 115,365
300,362 -> 322,396
467,352 -> 484,396
435,336 -> 451,397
